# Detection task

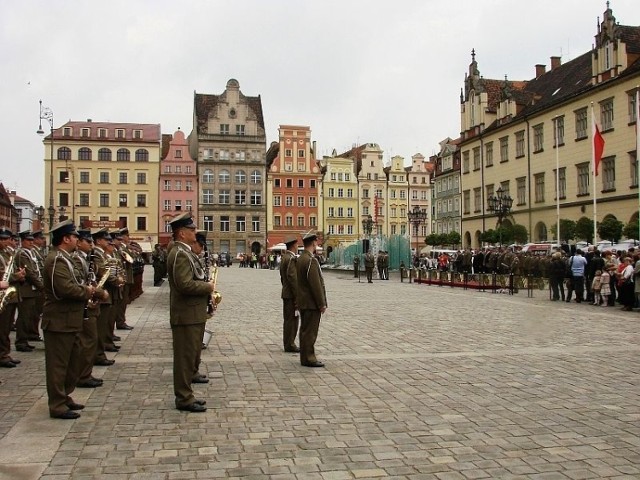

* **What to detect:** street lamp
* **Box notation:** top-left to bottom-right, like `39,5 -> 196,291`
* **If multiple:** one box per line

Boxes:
35,205 -> 45,231
362,214 -> 373,243
407,205 -> 428,260
487,186 -> 513,247
58,206 -> 67,222
37,100 -> 55,231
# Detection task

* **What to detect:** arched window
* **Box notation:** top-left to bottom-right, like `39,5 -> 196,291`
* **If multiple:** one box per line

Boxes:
98,148 -> 112,161
219,169 -> 230,183
250,170 -> 262,184
202,169 -> 214,183
116,148 -> 130,162
78,147 -> 92,161
235,170 -> 246,183
135,149 -> 149,162
57,147 -> 71,160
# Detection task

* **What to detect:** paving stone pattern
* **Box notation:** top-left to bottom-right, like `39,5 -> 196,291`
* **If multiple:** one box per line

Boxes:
0,268 -> 638,479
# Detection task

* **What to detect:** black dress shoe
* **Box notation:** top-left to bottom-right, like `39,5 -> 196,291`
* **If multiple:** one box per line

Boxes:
117,324 -> 134,330
192,376 -> 209,384
90,377 -> 104,384
66,402 -> 85,411
77,379 -> 103,388
194,399 -> 207,406
16,345 -> 34,352
28,336 -> 44,342
301,361 -> 325,368
50,410 -> 80,420
112,335 -> 121,342
8,358 -> 20,364
94,359 -> 115,366
284,346 -> 300,353
176,403 -> 207,412
105,346 -> 120,352
0,361 -> 16,368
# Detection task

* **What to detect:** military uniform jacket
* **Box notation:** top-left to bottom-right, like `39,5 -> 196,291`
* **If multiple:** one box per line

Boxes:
364,253 -> 375,268
295,250 -> 327,311
42,247 -> 92,333
92,247 -> 120,305
17,247 -> 43,298
119,246 -> 135,284
72,250 -> 107,313
0,248 -> 21,304
167,241 -> 212,327
280,250 -> 298,301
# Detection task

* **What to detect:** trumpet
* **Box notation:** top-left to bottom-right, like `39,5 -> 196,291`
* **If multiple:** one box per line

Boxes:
120,248 -> 134,264
0,253 -> 17,314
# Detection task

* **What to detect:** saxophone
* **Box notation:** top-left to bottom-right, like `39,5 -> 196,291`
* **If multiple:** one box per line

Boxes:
0,253 -> 18,314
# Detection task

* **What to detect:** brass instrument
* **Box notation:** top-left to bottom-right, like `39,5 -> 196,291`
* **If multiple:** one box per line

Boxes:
120,248 -> 134,264
204,246 -> 221,317
0,253 -> 17,314
211,265 -> 222,307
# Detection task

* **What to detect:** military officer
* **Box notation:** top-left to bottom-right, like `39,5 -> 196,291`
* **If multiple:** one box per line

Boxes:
189,230 -> 212,384
296,231 -> 327,368
31,230 -> 47,337
152,244 -> 166,286
15,230 -> 44,352
167,213 -> 215,412
352,254 -> 360,278
280,235 -> 300,353
0,228 -> 26,368
73,229 -> 108,388
364,249 -> 375,283
113,228 -> 134,330
42,220 -> 96,419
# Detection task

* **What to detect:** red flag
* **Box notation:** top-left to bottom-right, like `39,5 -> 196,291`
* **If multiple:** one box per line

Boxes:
592,109 -> 605,176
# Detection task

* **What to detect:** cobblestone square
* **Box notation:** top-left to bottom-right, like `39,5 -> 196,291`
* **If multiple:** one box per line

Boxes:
0,268 -> 638,479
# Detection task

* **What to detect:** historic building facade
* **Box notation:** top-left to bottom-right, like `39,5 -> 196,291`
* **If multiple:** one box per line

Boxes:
432,138 -> 462,237
42,121 -> 161,249
407,153 -> 435,251
458,5 -> 640,248
319,150 -> 359,249
384,155 -> 409,237
158,129 -> 198,246
265,125 -> 322,246
190,79 -> 267,255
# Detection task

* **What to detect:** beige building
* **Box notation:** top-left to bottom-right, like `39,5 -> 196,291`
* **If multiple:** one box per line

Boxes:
459,5 -> 639,248
407,152 -> 435,249
190,79 -> 267,255
384,155 -> 409,236
43,121 -> 161,249
319,150 -> 359,248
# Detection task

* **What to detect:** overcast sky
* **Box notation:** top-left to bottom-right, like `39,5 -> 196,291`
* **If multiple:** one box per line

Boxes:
1,0 -> 636,207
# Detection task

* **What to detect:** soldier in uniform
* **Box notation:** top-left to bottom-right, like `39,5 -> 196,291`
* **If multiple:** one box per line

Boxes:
189,230 -> 212,384
364,249 -> 375,283
42,220 -> 96,419
15,231 -> 44,352
114,228 -> 134,330
296,231 -> 327,368
31,230 -> 46,338
167,213 -> 215,412
280,235 -> 299,353
376,251 -> 384,279
73,229 -> 108,388
0,228 -> 26,368
152,244 -> 166,286
352,254 -> 360,278
382,251 -> 390,280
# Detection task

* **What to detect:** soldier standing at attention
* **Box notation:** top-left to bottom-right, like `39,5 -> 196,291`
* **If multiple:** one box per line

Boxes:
364,250 -> 375,283
280,235 -> 300,353
15,231 -> 44,352
42,220 -> 96,419
352,254 -> 360,278
296,231 -> 327,368
0,228 -> 26,368
114,228 -> 134,330
167,212 -> 215,412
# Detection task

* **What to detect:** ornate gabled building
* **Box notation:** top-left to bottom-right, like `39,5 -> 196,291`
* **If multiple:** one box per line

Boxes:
0,184 -> 19,231
190,79 -> 267,255
265,125 -> 321,246
384,155 -> 409,236
158,129 -> 198,246
458,4 -> 640,248
432,137 -> 462,237
407,153 -> 435,251
319,149 -> 359,249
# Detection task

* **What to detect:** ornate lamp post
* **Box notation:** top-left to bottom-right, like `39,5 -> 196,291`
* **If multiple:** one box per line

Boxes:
35,205 -> 45,231
361,214 -> 373,248
58,206 -> 67,222
37,100 -> 55,231
407,205 -> 428,260
487,186 -> 513,247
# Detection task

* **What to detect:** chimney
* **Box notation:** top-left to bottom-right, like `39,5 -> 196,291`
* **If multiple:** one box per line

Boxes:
87,118 -> 92,122
535,64 -> 546,78
550,56 -> 561,70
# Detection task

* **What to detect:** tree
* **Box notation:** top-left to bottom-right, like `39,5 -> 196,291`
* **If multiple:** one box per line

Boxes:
549,219 -> 577,243
424,233 -> 441,247
598,217 -> 624,243
623,219 -> 639,240
480,229 -> 498,245
446,231 -> 461,248
574,217 -> 594,243
510,224 -> 529,244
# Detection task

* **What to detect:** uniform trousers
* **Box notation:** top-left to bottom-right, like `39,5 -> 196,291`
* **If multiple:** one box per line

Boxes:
77,311 -> 99,382
43,329 -> 81,416
115,284 -> 130,327
15,297 -> 36,347
0,304 -> 17,361
109,294 -> 122,343
33,293 -> 44,336
172,322 -> 205,408
97,304 -> 115,354
299,309 -> 321,365
366,267 -> 373,283
282,298 -> 299,351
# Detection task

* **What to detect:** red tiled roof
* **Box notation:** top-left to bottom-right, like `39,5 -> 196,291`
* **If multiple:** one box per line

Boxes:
161,134 -> 172,160
49,121 -> 161,143
618,25 -> 640,54
194,90 -> 265,135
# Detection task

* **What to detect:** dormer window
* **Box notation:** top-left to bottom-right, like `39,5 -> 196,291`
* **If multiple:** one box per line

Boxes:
81,128 -> 90,138
604,40 -> 612,70
98,128 -> 108,138
133,129 -> 142,139
63,127 -> 72,137
116,129 -> 125,139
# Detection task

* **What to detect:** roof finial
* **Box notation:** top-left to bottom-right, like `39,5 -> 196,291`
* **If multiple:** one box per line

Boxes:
504,74 -> 508,81
471,48 -> 476,62
606,1 -> 610,10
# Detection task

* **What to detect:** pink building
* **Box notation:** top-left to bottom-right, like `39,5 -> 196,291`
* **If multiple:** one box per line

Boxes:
158,129 -> 198,245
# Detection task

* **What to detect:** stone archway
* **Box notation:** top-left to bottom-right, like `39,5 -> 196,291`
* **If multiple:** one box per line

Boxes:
534,221 -> 547,242
475,230 -> 482,249
251,241 -> 261,255
464,231 -> 472,249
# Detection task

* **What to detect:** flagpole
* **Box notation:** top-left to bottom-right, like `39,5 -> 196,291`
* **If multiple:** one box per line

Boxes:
591,102 -> 597,244
554,116 -> 560,245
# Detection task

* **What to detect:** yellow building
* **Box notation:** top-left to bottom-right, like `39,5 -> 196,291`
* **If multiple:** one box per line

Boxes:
43,121 -> 161,249
385,155 -> 409,236
319,151 -> 359,248
459,5 -> 639,248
